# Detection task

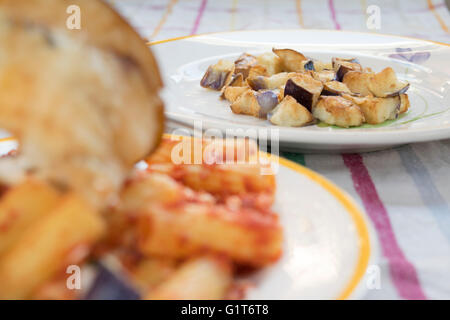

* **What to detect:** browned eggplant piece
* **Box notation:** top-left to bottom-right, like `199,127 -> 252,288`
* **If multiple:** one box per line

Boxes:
332,57 -> 360,69
368,67 -> 410,98
303,60 -> 315,71
343,94 -> 401,124
256,52 -> 283,76
322,81 -> 352,96
332,58 -> 362,81
342,71 -> 373,96
310,59 -> 332,72
230,89 -> 279,118
272,48 -> 309,72
399,94 -> 410,114
221,86 -> 248,103
234,53 -> 257,79
247,72 -> 296,91
311,70 -> 336,83
335,61 -> 363,82
313,96 -> 365,127
256,90 -> 280,118
219,73 -> 245,99
247,65 -> 267,79
268,96 -> 314,127
230,89 -> 260,117
284,74 -> 323,111
200,60 -> 235,90
228,73 -> 245,87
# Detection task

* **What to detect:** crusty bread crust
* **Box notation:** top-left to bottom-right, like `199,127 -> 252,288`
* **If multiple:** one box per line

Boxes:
0,0 -> 164,207
0,0 -> 162,90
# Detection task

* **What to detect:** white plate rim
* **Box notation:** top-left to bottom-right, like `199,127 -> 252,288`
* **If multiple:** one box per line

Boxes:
151,29 -> 450,147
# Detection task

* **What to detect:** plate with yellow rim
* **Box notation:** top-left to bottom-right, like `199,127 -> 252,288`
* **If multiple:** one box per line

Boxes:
0,137 -> 378,299
151,29 -> 450,153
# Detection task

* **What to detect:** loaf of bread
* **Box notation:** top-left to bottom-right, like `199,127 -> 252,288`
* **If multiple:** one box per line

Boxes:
0,0 -> 164,206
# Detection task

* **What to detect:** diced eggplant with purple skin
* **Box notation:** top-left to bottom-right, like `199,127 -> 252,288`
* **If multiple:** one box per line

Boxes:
256,52 -> 283,75
200,60 -> 235,90
322,81 -> 352,96
332,57 -> 360,68
246,76 -> 266,91
332,58 -> 363,82
230,89 -> 279,118
247,72 -> 295,91
335,61 -> 363,82
342,71 -> 373,96
303,60 -> 315,71
311,70 -> 336,83
284,74 -> 323,111
368,67 -> 410,98
268,95 -> 314,127
313,96 -> 365,127
399,94 -> 410,114
221,86 -> 248,103
256,90 -> 280,118
343,93 -> 401,124
309,59 -> 332,72
219,73 -> 245,99
234,53 -> 257,79
272,48 -> 309,72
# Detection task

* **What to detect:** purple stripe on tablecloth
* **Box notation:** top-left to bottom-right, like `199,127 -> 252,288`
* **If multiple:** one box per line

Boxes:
328,0 -> 341,30
343,154 -> 427,300
190,0 -> 208,35
397,145 -> 450,241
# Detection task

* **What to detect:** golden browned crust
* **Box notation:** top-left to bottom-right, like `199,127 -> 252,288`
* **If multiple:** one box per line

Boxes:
0,0 -> 165,207
0,0 -> 162,90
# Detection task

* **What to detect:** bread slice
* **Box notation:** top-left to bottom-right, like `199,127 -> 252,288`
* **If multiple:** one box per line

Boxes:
0,0 -> 164,207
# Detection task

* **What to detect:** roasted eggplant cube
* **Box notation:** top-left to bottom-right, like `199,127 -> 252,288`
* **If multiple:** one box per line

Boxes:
284,74 -> 323,111
230,89 -> 260,117
219,73 -> 245,99
256,90 -> 280,118
272,48 -> 308,72
368,67 -> 410,98
256,52 -> 283,76
332,57 -> 360,69
230,89 -> 279,118
222,86 -> 248,103
303,60 -> 315,71
247,65 -> 267,79
342,71 -> 373,96
200,60 -> 235,90
313,96 -> 365,128
311,70 -> 336,83
234,53 -> 257,79
310,60 -> 332,72
269,96 -> 314,127
335,61 -> 363,82
344,94 -> 401,124
247,72 -> 295,91
399,94 -> 410,114
322,81 -> 352,96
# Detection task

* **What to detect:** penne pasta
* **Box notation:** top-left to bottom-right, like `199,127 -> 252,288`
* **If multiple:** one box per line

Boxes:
120,173 -> 282,267
147,256 -> 232,300
0,179 -> 60,255
0,194 -> 105,299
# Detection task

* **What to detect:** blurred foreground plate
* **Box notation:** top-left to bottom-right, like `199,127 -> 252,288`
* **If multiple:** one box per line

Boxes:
0,138 -> 378,299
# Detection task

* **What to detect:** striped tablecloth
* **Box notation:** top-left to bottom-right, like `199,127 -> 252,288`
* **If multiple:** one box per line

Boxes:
111,0 -> 450,300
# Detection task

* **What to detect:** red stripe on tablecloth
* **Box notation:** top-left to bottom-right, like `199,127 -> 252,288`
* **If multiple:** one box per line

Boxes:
190,0 -> 208,35
343,154 -> 427,299
328,0 -> 341,30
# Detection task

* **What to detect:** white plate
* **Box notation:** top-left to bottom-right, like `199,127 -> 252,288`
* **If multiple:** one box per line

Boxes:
152,30 -> 450,153
0,138 -> 378,299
